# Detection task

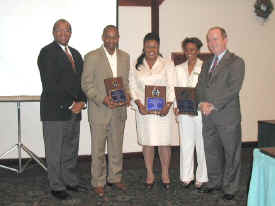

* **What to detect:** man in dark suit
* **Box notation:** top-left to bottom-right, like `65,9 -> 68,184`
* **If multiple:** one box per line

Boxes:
196,27 -> 245,200
81,25 -> 130,197
37,19 -> 87,200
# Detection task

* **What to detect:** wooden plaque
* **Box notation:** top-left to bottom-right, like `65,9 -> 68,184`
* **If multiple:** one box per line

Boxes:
174,87 -> 197,115
104,77 -> 126,106
145,85 -> 166,114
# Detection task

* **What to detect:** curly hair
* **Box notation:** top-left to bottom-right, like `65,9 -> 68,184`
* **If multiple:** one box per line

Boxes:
181,37 -> 203,50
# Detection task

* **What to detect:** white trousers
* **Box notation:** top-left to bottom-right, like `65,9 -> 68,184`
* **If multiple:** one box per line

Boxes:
178,111 -> 208,183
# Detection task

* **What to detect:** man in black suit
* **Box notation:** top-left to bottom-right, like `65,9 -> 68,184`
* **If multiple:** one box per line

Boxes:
196,27 -> 245,200
37,19 -> 87,200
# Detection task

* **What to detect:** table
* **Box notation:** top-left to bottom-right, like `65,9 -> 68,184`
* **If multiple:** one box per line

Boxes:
247,147 -> 275,206
258,120 -> 275,147
0,96 -> 47,174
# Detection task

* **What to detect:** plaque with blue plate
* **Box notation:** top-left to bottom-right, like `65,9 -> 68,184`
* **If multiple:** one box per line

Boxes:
174,87 -> 197,116
145,85 -> 166,114
104,77 -> 126,106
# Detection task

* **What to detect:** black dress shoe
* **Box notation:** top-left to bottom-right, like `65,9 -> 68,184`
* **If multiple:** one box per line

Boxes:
198,186 -> 220,193
223,194 -> 235,200
66,185 -> 88,192
106,182 -> 127,191
144,182 -> 155,190
161,182 -> 171,190
51,190 -> 71,200
94,187 -> 104,197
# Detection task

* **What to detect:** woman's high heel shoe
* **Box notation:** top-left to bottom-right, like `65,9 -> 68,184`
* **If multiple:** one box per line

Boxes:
161,181 -> 171,190
195,181 -> 203,189
181,180 -> 194,188
144,182 -> 155,190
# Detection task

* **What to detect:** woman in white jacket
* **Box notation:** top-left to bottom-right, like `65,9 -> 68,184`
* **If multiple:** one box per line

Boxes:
174,37 -> 208,189
129,33 -> 176,190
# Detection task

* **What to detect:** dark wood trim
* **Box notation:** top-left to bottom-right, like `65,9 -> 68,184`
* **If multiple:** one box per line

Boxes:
151,0 -> 159,34
116,0 -> 119,27
158,0 -> 165,6
118,0 -> 152,7
118,0 -> 165,7
118,0 -> 164,34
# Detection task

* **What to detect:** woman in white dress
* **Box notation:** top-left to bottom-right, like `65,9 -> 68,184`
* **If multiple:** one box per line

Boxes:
174,37 -> 208,189
129,33 -> 175,189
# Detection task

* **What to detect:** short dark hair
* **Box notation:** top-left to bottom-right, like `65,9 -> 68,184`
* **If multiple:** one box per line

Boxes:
52,19 -> 71,33
208,26 -> 227,39
102,25 -> 119,36
182,37 -> 203,50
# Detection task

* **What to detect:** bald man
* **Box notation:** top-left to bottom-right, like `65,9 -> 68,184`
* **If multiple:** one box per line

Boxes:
38,19 -> 87,200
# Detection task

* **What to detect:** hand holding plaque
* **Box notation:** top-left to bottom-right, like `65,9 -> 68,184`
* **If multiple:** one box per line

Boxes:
174,87 -> 198,116
104,77 -> 126,107
145,85 -> 166,114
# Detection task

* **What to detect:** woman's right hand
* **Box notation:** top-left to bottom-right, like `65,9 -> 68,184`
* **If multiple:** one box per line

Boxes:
135,100 -> 148,115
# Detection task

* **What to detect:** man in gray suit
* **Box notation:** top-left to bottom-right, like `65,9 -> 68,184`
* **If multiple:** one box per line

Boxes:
81,25 -> 130,197
196,27 -> 245,200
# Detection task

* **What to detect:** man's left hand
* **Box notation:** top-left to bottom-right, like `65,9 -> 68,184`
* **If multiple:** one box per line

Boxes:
200,102 -> 215,116
71,101 -> 85,114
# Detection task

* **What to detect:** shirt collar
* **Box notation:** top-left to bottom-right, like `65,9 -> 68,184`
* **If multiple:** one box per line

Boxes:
57,43 -> 66,51
103,45 -> 117,57
144,56 -> 161,70
216,49 -> 227,61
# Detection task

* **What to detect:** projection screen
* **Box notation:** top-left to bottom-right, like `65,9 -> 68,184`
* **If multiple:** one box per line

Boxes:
0,0 -> 117,96
0,0 -> 119,159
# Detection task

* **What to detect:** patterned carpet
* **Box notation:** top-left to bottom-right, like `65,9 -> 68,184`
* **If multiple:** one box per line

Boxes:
0,147 -> 253,206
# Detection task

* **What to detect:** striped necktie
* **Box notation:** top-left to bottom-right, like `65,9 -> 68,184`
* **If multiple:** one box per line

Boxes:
65,46 -> 76,72
209,56 -> 218,80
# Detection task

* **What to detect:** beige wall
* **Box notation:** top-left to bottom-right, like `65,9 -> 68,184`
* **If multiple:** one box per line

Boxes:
1,1 -> 274,159
120,0 -> 275,143
119,7 -> 151,152
159,0 -> 275,141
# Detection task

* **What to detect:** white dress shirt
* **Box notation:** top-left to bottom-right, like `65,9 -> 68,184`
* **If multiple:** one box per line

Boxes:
103,46 -> 117,77
58,43 -> 73,57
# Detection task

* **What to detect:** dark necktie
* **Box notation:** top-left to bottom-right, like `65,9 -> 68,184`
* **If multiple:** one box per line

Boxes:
209,56 -> 218,80
65,46 -> 76,72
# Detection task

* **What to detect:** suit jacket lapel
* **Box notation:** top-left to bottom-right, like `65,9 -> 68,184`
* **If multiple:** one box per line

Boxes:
54,41 -> 78,74
212,50 -> 231,78
117,49 -> 122,78
205,58 -> 212,83
208,50 -> 232,83
70,48 -> 81,74
54,41 -> 69,64
99,46 -> 113,77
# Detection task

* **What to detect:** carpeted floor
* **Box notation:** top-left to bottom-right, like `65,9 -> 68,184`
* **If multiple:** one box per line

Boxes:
0,147 -> 253,206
